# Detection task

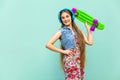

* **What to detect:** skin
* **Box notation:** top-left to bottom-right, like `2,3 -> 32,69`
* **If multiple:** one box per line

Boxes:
46,12 -> 93,56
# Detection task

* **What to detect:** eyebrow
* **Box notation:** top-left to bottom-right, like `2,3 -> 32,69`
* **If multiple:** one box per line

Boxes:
61,14 -> 69,18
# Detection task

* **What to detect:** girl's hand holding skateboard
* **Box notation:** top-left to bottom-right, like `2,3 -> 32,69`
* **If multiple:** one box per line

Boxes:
84,22 -> 91,30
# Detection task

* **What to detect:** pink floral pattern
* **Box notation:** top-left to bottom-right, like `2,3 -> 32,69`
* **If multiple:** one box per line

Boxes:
63,35 -> 84,80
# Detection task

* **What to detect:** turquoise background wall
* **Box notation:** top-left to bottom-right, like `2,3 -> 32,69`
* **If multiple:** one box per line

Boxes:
0,0 -> 120,80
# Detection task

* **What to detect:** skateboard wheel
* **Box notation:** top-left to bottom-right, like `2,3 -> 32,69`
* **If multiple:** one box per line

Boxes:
90,26 -> 95,31
93,19 -> 98,24
72,8 -> 77,13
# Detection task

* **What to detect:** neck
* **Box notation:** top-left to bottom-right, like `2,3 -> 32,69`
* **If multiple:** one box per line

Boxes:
66,24 -> 72,30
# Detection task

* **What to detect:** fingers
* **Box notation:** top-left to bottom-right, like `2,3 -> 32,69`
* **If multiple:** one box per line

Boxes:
63,50 -> 74,56
67,50 -> 73,56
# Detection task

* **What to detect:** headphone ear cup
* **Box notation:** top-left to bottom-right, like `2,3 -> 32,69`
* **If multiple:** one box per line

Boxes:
71,11 -> 75,20
58,13 -> 62,23
58,16 -> 61,23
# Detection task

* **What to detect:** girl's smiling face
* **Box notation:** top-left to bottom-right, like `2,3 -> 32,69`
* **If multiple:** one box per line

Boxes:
61,12 -> 72,26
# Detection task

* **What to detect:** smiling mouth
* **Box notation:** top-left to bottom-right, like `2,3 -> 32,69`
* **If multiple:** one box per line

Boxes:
65,21 -> 69,23
65,22 -> 68,23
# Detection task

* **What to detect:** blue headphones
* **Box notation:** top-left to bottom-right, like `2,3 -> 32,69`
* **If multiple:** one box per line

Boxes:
58,8 -> 75,23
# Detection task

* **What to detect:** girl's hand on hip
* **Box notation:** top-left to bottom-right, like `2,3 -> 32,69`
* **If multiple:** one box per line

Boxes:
63,50 -> 73,56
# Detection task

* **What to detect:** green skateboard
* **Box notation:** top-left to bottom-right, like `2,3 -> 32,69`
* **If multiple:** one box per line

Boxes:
72,8 -> 105,31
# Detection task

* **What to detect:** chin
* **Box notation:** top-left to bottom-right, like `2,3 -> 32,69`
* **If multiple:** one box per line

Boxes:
64,23 -> 71,26
66,24 -> 70,26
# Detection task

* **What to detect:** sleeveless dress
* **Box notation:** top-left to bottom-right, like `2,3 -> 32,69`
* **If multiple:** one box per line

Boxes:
63,34 -> 84,80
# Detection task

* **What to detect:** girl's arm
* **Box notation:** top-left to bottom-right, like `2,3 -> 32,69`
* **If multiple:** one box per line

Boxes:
83,22 -> 93,45
46,30 -> 73,55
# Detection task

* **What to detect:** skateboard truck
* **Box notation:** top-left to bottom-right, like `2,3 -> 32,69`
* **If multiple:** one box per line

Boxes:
90,19 -> 98,31
72,8 -> 78,16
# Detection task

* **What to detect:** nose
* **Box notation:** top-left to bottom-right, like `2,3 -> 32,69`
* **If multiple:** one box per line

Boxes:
64,17 -> 68,21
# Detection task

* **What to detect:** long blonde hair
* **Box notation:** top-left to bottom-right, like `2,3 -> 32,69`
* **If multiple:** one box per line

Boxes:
59,10 -> 86,70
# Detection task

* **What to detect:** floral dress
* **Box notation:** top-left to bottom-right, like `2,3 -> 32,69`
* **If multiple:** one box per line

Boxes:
63,34 -> 84,80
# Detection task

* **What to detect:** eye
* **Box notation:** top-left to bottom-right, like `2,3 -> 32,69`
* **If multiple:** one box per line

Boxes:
61,17 -> 65,19
66,15 -> 69,18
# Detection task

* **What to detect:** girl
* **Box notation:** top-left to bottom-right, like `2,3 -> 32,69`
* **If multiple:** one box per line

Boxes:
46,8 -> 93,80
